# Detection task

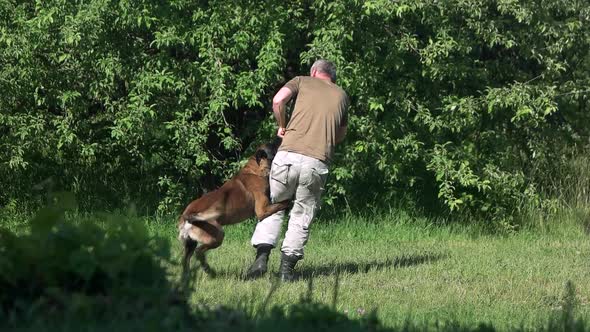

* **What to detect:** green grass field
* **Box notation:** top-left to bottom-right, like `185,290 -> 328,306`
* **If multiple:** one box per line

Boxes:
2,208 -> 588,331
142,209 -> 589,331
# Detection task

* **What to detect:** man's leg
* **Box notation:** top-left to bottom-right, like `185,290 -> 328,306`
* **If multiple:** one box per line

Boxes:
279,158 -> 328,281
250,210 -> 285,248
246,151 -> 298,279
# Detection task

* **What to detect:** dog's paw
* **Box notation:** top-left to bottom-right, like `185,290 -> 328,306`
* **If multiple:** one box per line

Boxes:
205,268 -> 217,278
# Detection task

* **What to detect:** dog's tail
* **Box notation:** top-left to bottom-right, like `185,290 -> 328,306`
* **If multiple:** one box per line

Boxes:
178,213 -> 208,242
184,215 -> 206,225
183,209 -> 221,225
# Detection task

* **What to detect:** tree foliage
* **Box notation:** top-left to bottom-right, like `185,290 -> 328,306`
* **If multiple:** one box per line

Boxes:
1,0 -> 589,221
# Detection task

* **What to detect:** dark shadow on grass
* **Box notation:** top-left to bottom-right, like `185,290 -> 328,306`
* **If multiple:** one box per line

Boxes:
296,252 -> 447,281
182,252 -> 447,281
181,263 -> 246,280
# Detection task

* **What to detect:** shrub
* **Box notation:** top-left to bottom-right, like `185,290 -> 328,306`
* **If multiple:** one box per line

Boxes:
0,203 -> 178,320
1,1 -> 589,223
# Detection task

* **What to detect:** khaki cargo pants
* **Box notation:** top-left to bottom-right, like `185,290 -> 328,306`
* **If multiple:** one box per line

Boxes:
250,151 -> 329,258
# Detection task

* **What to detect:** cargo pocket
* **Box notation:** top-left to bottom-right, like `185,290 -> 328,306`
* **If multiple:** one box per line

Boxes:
304,167 -> 329,215
270,162 -> 291,186
310,167 -> 329,194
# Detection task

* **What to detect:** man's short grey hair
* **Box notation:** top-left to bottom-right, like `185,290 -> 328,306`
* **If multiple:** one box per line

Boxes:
311,59 -> 337,82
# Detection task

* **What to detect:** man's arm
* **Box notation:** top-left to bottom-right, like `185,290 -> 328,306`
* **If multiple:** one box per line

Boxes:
335,125 -> 347,144
272,87 -> 293,138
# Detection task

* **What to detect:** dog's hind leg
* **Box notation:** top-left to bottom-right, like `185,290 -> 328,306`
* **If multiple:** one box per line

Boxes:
182,220 -> 223,277
195,245 -> 216,277
181,238 -> 198,275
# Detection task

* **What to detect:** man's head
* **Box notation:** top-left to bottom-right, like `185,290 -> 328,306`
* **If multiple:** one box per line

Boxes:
310,59 -> 337,83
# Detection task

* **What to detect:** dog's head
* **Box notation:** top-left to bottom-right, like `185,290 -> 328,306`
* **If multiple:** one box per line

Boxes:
255,137 -> 282,166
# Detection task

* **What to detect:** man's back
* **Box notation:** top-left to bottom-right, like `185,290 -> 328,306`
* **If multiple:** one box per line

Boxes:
279,76 -> 348,163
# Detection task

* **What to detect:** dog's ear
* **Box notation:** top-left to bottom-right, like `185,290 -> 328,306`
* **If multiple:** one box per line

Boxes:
255,149 -> 268,166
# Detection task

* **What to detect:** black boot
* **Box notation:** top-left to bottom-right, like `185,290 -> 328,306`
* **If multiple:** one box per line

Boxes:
245,244 -> 273,280
279,253 -> 300,282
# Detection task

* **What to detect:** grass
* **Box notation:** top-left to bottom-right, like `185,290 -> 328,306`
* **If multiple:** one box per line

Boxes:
142,209 -> 589,331
1,207 -> 588,331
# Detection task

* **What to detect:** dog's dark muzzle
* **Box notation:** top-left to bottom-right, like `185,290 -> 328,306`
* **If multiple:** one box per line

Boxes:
255,138 -> 282,164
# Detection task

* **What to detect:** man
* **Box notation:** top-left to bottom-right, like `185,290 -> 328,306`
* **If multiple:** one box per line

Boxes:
245,59 -> 349,281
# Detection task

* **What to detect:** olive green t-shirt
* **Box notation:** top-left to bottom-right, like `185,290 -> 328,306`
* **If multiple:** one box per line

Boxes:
279,76 -> 349,163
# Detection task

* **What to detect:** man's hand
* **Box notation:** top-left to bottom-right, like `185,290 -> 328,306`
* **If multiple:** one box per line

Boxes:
277,127 -> 286,138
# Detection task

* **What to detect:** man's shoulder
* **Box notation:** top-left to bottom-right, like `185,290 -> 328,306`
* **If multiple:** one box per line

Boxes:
332,83 -> 347,98
299,77 -> 347,93
325,81 -> 348,102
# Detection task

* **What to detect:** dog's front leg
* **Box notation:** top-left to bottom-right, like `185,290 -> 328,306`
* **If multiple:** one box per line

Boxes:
253,192 -> 291,220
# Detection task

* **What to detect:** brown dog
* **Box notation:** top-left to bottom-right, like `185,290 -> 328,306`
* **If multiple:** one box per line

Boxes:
178,140 -> 289,276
